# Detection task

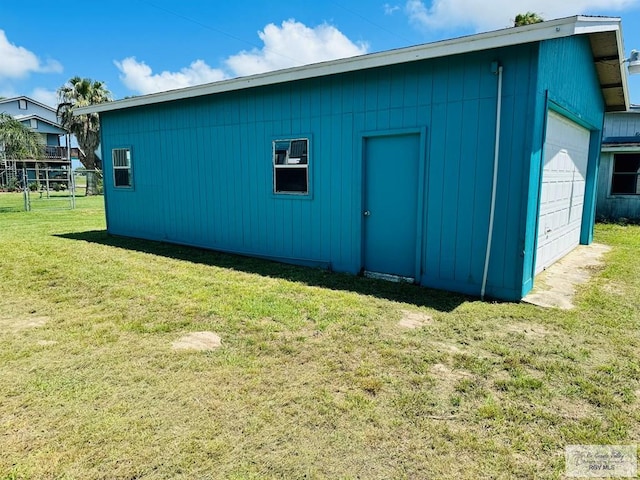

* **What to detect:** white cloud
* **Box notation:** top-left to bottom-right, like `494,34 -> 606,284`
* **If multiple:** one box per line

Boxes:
0,87 -> 57,108
0,29 -> 62,79
116,19 -> 369,95
0,88 -> 17,100
384,3 -> 401,15
226,19 -> 369,77
115,57 -> 226,95
30,88 -> 58,107
405,0 -> 636,31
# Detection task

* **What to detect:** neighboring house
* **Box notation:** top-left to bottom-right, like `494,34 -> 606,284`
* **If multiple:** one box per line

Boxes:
597,105 -> 640,219
77,16 -> 629,301
0,96 -> 77,186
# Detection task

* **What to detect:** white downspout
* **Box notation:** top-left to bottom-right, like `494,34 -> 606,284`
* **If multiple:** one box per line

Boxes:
480,63 -> 503,301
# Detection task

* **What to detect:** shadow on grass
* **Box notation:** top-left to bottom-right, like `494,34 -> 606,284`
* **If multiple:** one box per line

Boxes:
56,230 -> 470,312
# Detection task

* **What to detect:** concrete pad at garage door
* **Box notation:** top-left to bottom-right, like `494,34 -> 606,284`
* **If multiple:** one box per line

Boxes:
523,243 -> 611,309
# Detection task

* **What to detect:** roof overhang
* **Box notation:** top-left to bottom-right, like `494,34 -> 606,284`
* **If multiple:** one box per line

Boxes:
75,15 -> 630,115
15,114 -> 63,128
602,143 -> 640,152
587,27 -> 629,112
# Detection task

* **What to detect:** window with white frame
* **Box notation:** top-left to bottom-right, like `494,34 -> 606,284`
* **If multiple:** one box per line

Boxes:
18,99 -> 27,110
611,153 -> 640,195
29,118 -> 37,129
112,148 -> 133,188
273,138 -> 309,194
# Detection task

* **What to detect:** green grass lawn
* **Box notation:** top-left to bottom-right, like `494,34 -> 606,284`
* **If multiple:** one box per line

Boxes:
0,193 -> 638,479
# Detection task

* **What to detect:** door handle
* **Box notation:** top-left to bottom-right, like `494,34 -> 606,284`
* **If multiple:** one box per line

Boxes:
363,210 -> 371,216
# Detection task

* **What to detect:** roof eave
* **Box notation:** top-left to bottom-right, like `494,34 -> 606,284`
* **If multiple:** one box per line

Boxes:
0,95 -> 57,113
602,144 -> 640,152
74,15 -> 627,115
17,115 -> 65,131
596,17 -> 629,112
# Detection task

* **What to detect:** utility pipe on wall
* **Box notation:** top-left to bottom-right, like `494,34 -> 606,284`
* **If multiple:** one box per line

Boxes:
480,62 -> 503,301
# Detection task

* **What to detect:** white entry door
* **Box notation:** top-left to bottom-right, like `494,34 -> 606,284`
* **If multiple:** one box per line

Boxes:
535,111 -> 590,274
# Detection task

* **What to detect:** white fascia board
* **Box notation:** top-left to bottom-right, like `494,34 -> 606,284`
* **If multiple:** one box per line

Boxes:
573,15 -> 622,33
612,21 -> 631,111
74,15 -> 622,115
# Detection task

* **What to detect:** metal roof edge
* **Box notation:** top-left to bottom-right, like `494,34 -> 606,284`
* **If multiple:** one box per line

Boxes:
0,95 -> 57,113
75,15 -> 624,115
602,144 -> 640,152
603,136 -> 640,143
16,114 -> 64,128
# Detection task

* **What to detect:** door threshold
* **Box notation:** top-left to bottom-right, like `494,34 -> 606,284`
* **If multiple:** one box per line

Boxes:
364,271 -> 415,283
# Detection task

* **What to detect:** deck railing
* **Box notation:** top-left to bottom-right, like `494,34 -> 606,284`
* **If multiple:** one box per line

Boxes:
43,146 -> 81,159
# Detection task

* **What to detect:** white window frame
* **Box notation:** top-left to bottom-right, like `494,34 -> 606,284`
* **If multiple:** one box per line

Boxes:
29,118 -> 37,129
18,99 -> 27,110
112,147 -> 133,188
272,138 -> 309,195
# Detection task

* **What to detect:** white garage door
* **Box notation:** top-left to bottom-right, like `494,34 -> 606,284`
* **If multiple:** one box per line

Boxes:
535,111 -> 590,275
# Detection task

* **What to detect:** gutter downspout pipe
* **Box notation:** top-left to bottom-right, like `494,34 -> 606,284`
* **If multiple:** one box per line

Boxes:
480,62 -> 503,301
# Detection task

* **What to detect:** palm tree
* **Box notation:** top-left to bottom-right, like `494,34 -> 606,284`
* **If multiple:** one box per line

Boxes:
514,12 -> 544,27
0,112 -> 42,160
57,77 -> 112,195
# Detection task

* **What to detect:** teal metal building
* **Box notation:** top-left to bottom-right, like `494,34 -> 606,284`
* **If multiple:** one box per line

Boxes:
79,16 -> 630,301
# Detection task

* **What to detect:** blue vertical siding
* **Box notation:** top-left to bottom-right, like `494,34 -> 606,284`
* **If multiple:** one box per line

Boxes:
485,48 -> 539,296
100,37 -> 603,301
419,46 -> 539,300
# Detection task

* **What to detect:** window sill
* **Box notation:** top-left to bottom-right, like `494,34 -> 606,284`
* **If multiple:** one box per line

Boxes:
271,192 -> 314,201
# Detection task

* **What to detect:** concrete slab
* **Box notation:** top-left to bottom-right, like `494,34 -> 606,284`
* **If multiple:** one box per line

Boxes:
523,243 -> 611,310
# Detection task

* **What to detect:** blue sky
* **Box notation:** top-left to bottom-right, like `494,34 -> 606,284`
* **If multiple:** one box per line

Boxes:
1,0 -> 640,106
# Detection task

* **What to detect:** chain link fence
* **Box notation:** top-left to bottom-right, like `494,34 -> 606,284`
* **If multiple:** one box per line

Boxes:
1,168 -> 102,211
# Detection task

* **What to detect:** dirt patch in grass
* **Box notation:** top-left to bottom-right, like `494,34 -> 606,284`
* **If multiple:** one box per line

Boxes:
171,331 -> 222,351
398,309 -> 432,329
550,397 -> 597,421
431,362 -> 472,383
504,322 -> 550,339
0,315 -> 49,331
428,363 -> 475,418
601,281 -> 627,296
431,341 -> 464,354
